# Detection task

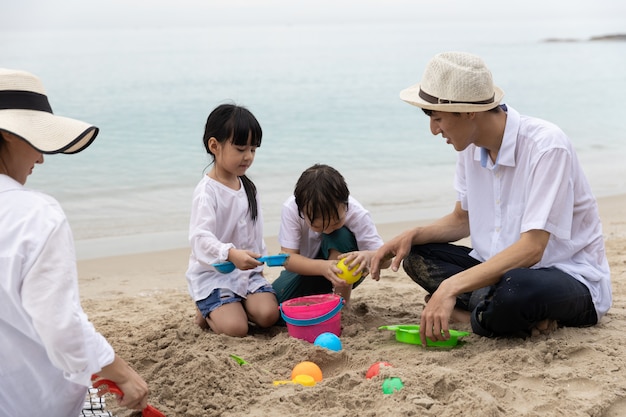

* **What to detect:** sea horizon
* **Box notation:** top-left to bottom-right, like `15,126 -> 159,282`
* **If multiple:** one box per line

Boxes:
3,8 -> 625,259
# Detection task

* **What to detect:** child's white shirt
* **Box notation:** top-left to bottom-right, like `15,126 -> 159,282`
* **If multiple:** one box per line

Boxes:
278,195 -> 383,258
186,175 -> 268,301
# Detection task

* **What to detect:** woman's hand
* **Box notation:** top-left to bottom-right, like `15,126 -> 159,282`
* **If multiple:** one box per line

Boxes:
97,355 -> 149,411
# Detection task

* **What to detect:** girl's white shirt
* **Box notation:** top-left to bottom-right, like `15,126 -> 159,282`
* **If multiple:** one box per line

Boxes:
0,174 -> 115,417
186,175 -> 268,301
278,195 -> 384,258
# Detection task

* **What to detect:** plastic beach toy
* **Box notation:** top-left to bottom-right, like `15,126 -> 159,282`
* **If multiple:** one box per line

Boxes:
91,377 -> 166,417
291,361 -> 323,382
336,258 -> 362,284
382,377 -> 404,394
229,354 -> 272,375
229,354 -> 249,366
213,254 -> 290,273
365,361 -> 393,379
273,374 -> 316,387
314,332 -> 342,351
279,294 -> 344,343
378,324 -> 470,348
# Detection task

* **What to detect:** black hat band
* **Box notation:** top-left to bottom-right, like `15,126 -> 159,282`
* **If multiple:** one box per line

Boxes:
419,88 -> 495,105
0,90 -> 53,113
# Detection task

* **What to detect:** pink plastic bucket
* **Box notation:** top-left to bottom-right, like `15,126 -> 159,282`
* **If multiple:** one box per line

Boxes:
279,294 -> 344,343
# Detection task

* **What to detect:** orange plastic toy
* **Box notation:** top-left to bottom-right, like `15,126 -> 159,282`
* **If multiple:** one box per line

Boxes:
291,361 -> 323,382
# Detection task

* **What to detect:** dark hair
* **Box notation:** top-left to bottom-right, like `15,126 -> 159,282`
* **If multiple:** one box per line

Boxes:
294,164 -> 349,230
203,104 -> 262,222
422,105 -> 502,117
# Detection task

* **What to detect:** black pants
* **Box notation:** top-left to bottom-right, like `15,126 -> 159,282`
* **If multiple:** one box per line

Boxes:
403,243 -> 598,337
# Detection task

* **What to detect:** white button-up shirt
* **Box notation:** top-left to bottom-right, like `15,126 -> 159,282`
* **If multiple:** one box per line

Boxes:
0,174 -> 114,417
455,106 -> 611,318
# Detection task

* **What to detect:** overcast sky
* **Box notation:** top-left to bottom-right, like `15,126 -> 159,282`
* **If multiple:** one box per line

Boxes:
4,0 -> 626,33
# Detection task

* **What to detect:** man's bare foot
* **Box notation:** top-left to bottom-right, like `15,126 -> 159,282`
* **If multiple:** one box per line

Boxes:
195,309 -> 209,330
531,319 -> 558,337
423,294 -> 470,324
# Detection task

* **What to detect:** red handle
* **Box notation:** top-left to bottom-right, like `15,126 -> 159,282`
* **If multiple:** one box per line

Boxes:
144,404 -> 167,417
91,376 -> 167,417
92,378 -> 124,397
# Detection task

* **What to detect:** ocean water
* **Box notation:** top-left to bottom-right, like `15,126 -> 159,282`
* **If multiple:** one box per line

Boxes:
3,19 -> 626,258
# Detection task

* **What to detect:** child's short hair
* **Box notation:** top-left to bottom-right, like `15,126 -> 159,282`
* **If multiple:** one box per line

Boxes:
294,164 -> 349,229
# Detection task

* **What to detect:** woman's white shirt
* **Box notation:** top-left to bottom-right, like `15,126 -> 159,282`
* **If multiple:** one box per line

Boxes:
0,174 -> 114,417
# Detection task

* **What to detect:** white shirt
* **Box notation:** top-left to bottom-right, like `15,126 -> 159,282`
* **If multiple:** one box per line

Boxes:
0,174 -> 115,417
455,106 -> 611,318
278,195 -> 383,258
186,175 -> 269,301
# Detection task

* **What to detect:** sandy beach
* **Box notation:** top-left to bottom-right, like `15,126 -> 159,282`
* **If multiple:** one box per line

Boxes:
79,194 -> 626,417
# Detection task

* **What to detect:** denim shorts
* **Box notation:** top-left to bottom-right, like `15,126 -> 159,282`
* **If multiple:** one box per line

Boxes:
196,285 -> 275,318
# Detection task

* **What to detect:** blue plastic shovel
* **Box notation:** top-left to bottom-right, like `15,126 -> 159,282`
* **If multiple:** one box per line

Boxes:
213,254 -> 290,273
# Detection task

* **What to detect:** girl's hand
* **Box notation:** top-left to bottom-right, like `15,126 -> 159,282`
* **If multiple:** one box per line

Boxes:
228,248 -> 263,271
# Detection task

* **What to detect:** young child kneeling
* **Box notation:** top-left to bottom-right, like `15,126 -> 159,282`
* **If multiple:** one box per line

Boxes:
186,104 -> 279,337
272,164 -> 389,306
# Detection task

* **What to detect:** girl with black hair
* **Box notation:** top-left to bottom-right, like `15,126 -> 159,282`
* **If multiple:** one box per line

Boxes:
186,103 -> 279,337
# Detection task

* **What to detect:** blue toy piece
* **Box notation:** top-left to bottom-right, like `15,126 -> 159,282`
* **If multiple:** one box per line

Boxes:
313,332 -> 342,351
212,254 -> 290,274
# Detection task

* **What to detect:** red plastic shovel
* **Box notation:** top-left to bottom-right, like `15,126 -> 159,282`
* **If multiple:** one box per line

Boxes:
92,378 -> 166,417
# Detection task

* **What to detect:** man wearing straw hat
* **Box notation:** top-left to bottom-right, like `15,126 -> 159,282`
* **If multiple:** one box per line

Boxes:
0,68 -> 149,416
370,52 -> 611,344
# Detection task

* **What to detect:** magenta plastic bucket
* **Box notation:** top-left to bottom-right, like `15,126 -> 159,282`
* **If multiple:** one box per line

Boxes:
279,294 -> 344,343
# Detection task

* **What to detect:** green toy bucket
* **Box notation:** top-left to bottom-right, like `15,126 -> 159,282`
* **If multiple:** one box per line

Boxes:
279,294 -> 344,343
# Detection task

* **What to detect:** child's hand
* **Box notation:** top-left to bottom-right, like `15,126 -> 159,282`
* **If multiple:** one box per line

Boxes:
323,260 -> 350,288
338,252 -> 370,279
228,248 -> 263,271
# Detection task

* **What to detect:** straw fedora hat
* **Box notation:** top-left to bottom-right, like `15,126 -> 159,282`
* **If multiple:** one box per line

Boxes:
0,68 -> 98,154
400,52 -> 504,113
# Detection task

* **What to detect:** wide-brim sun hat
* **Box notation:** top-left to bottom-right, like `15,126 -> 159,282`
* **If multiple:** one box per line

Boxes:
400,51 -> 504,113
0,68 -> 98,154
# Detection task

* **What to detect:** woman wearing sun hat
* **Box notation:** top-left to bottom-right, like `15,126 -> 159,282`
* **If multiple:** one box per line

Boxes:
370,52 -> 611,344
0,68 -> 148,416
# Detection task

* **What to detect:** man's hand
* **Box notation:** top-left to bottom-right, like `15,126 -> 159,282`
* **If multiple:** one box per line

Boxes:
418,285 -> 457,346
370,229 -> 415,280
